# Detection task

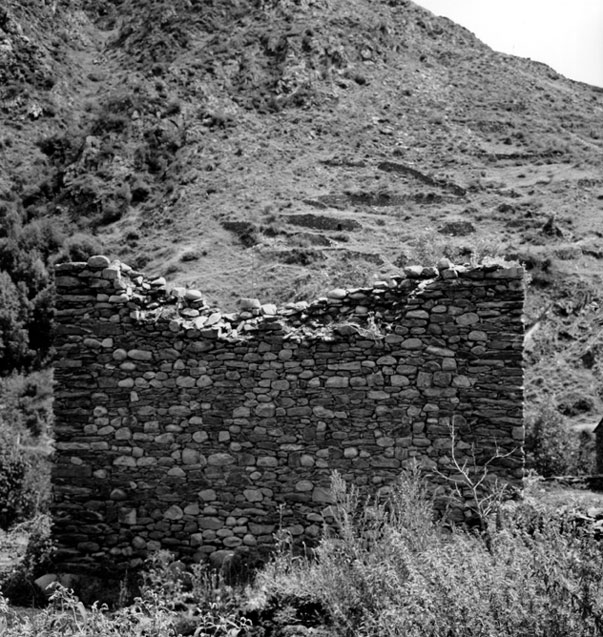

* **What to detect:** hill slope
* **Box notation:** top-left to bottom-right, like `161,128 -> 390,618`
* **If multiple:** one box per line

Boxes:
1,0 -> 603,433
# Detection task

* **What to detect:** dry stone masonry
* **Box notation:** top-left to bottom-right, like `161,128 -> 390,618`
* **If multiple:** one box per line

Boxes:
53,256 -> 525,573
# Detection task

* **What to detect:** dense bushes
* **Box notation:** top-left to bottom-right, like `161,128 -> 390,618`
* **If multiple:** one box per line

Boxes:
0,514 -> 55,607
3,472 -> 603,636
0,372 -> 52,528
256,473 -> 603,637
0,200 -> 57,373
525,402 -> 595,477
1,549 -> 251,636
0,429 -> 38,529
0,272 -> 31,373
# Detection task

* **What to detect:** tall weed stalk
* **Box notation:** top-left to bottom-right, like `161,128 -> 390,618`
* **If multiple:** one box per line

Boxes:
257,471 -> 603,637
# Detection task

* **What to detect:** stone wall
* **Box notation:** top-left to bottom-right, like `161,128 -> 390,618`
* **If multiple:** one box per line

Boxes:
52,256 -> 525,573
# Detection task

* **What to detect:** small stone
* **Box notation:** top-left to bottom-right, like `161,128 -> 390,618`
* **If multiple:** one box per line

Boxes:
406,310 -> 429,320
457,313 -> 480,326
243,489 -> 263,502
119,508 -> 137,524
239,297 -> 261,310
433,372 -> 452,387
286,524 -> 304,536
109,294 -> 129,303
300,454 -> 315,467
113,456 -> 136,467
164,505 -> 184,520
417,372 -> 432,388
327,288 -> 347,299
196,375 -> 212,387
87,255 -> 111,269
257,456 -> 278,467
184,289 -> 204,301
128,349 -> 153,361
255,404 -> 275,417
205,312 -> 221,326
184,502 -> 200,515
223,536 -> 242,548
295,480 -> 313,491
325,377 -> 349,388
193,431 -> 208,443
171,287 -> 186,298
312,487 -> 335,504
313,406 -> 334,418
442,358 -> 457,371
404,265 -> 424,278
512,427 -> 524,440
452,375 -> 472,388
182,448 -> 200,464
207,453 -> 235,466
401,338 -> 422,349
426,346 -> 455,358
101,266 -> 120,280
261,303 -> 277,315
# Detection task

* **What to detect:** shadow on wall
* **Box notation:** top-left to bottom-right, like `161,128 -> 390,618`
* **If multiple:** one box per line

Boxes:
52,255 -> 525,573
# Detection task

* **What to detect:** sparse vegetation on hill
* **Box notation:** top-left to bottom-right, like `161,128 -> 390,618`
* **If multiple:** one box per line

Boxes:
1,0 -> 602,432
1,0 -> 603,624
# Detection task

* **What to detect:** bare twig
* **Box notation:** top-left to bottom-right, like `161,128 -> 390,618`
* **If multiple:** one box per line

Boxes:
434,423 -> 517,548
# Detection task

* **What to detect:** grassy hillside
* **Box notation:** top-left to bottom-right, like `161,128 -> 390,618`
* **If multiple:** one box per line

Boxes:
1,0 -> 602,466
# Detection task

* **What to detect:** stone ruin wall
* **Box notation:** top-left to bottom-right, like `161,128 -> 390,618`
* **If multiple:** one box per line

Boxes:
52,255 -> 525,573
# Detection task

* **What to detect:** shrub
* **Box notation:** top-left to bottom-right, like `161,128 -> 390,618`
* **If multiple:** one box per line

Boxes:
0,514 -> 55,606
55,233 -> 103,263
0,372 -> 53,525
0,271 -> 32,373
1,549 -> 250,635
3,474 -> 603,636
255,472 -> 603,637
525,401 -> 593,476
0,431 -> 29,529
0,424 -> 49,529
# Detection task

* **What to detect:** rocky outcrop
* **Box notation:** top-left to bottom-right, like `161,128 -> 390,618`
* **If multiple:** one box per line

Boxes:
52,255 -> 525,573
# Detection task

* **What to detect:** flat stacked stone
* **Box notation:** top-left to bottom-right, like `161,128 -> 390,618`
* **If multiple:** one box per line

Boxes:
52,255 -> 525,573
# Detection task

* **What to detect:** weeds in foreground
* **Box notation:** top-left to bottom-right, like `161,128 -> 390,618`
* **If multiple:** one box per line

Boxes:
0,550 -> 250,637
257,472 -> 603,637
3,473 -> 603,636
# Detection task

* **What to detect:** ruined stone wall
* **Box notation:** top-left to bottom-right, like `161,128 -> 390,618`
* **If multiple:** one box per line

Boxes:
52,256 -> 524,573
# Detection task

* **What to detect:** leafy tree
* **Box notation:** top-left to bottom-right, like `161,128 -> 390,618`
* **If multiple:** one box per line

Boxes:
0,272 -> 31,373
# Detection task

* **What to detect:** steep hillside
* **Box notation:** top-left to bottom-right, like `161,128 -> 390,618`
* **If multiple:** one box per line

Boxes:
1,0 -> 603,433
